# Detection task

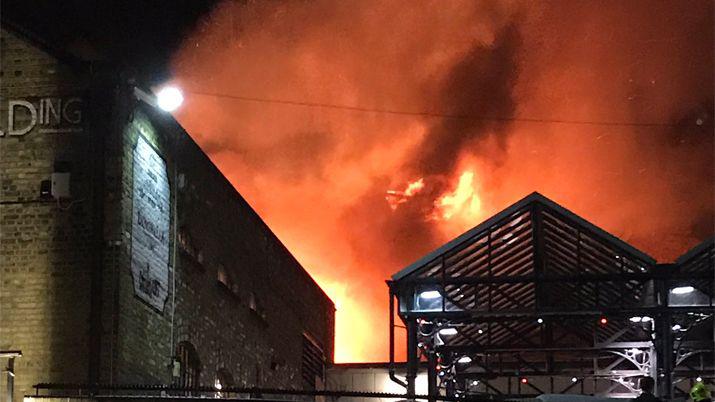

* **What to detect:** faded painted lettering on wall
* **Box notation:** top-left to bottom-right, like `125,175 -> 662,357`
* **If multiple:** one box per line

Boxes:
131,135 -> 170,311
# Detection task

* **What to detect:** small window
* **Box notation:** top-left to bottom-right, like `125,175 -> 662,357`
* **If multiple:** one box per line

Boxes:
176,341 -> 201,389
178,230 -> 197,257
215,368 -> 234,397
215,368 -> 234,389
217,264 -> 230,287
255,363 -> 263,386
248,291 -> 258,311
217,265 -> 241,299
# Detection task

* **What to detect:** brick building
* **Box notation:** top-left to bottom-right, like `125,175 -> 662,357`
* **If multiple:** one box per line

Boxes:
0,19 -> 334,402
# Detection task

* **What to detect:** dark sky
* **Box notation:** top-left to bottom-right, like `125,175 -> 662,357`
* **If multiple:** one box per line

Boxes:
1,0 -> 220,84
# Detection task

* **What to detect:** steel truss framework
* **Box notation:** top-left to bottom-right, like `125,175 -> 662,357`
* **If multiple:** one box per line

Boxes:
388,193 -> 714,400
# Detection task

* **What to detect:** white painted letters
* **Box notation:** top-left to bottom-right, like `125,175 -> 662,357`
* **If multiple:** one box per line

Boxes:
1,97 -> 83,137
7,100 -> 37,136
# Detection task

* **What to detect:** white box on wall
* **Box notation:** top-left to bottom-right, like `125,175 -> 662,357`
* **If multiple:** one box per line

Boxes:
51,172 -> 71,198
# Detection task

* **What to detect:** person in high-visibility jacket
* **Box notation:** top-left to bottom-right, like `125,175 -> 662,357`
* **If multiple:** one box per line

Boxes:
690,382 -> 712,402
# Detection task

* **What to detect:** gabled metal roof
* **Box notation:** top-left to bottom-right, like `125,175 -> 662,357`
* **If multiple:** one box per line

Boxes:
392,192 -> 656,281
675,236 -> 715,265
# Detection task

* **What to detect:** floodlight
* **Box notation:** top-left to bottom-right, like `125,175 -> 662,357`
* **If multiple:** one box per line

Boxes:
439,327 -> 458,336
156,86 -> 184,112
419,290 -> 441,299
671,286 -> 695,295
457,356 -> 472,364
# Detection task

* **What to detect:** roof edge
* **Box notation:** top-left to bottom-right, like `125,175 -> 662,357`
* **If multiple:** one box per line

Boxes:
137,102 -> 336,310
391,191 -> 657,281
1,17 -> 91,71
391,192 -> 543,281
675,236 -> 715,265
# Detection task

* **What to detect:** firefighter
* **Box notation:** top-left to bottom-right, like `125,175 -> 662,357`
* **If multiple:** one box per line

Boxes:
690,382 -> 712,402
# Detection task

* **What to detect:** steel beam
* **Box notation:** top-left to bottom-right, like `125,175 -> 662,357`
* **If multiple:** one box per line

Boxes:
407,318 -> 419,398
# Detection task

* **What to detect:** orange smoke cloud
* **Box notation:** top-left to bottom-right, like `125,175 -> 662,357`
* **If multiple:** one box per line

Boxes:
171,0 -> 714,362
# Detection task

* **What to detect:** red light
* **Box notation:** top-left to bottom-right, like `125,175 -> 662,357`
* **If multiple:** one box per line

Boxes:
599,317 -> 608,325
520,377 -> 528,384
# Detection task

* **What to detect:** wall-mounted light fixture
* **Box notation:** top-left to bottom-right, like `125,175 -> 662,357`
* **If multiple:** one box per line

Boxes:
671,286 -> 695,295
133,85 -> 184,112
156,86 -> 184,112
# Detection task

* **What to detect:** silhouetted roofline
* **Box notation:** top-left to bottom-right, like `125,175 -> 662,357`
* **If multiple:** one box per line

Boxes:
392,192 -> 656,281
0,17 -> 90,71
676,236 -> 715,265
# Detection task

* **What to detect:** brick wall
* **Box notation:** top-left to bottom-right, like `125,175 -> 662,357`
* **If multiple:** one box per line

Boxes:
0,27 -> 94,400
1,25 -> 334,398
105,105 -> 335,388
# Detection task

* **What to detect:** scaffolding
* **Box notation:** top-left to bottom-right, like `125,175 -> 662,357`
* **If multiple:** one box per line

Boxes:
388,192 -> 714,400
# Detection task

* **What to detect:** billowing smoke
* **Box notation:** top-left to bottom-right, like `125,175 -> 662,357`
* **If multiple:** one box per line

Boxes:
171,0 -> 714,362
413,22 -> 520,176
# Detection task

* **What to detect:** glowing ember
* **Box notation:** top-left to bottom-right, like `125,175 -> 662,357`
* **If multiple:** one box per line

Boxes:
386,178 -> 425,210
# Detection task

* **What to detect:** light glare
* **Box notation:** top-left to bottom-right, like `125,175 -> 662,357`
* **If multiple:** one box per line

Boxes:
156,86 -> 184,111
420,290 -> 441,299
439,327 -> 458,336
671,286 -> 695,295
457,356 -> 472,364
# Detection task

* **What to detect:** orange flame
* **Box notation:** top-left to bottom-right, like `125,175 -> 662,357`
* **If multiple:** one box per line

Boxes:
310,274 -> 373,362
435,171 -> 482,221
386,178 -> 425,210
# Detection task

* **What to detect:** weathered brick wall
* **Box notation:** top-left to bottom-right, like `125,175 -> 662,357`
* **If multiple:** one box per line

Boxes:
106,106 -> 334,388
0,27 -> 93,400
1,25 -> 335,396
99,106 -> 174,385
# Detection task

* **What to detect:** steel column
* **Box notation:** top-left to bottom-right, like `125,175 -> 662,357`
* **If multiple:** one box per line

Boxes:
407,318 -> 418,398
427,351 -> 437,402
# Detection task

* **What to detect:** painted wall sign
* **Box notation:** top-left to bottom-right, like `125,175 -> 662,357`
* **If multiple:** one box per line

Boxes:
131,135 -> 171,311
0,97 -> 83,136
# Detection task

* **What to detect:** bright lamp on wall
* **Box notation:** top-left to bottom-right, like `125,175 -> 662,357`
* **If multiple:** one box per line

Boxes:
156,86 -> 184,111
133,85 -> 184,112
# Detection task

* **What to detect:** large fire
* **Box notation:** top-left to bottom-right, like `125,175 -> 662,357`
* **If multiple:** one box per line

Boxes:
434,171 -> 482,222
171,1 -> 714,362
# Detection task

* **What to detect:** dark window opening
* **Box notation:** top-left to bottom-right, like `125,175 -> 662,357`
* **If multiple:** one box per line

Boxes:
248,291 -> 258,311
176,341 -> 201,389
302,333 -> 325,390
215,368 -> 234,396
217,264 -> 230,287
